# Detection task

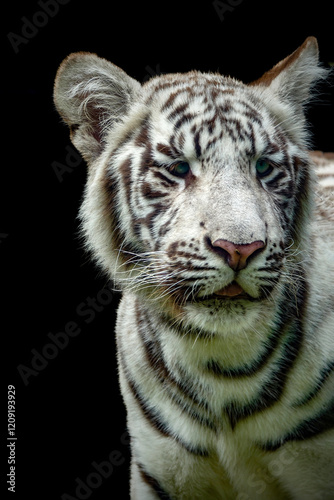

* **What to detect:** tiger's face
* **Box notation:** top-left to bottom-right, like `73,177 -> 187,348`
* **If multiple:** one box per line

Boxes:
97,75 -> 310,333
54,39 -> 319,335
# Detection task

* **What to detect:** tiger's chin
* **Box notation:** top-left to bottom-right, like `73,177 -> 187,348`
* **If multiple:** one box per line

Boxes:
180,277 -> 281,335
181,296 -> 274,337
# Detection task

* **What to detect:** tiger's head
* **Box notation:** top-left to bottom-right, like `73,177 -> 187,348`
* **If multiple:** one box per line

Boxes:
54,37 -> 326,335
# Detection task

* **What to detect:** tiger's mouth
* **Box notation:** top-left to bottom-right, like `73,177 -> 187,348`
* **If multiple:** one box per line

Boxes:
194,281 -> 255,302
213,282 -> 247,298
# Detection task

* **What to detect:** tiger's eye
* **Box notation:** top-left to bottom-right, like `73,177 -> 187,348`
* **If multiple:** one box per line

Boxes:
255,158 -> 273,177
170,161 -> 190,177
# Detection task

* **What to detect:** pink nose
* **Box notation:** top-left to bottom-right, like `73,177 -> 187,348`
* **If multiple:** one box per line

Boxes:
211,239 -> 266,270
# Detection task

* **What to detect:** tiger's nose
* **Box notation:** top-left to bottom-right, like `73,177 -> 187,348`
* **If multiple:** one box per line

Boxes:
209,239 -> 266,270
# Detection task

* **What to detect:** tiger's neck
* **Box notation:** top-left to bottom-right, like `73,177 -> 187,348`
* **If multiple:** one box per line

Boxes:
117,285 -> 306,430
128,282 -> 305,381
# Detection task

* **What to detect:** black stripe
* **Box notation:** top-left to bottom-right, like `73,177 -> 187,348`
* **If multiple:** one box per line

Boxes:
174,113 -> 196,130
133,201 -> 169,238
156,142 -> 179,160
224,123 -> 238,142
290,163 -> 311,242
102,169 -> 129,259
122,358 -> 169,437
265,171 -> 286,187
141,181 -> 169,199
119,340 -> 209,457
294,361 -> 334,406
205,282 -> 298,380
226,322 -> 303,429
139,145 -> 153,172
167,102 -> 190,122
135,117 -> 151,147
138,463 -> 173,500
161,90 -> 181,112
169,132 -> 184,158
161,312 -> 217,340
194,130 -> 202,158
153,170 -> 178,186
243,106 -> 263,126
258,283 -> 277,299
224,281 -> 306,428
218,101 -> 233,115
156,207 -> 179,241
228,117 -> 246,141
167,250 -> 207,261
137,304 -> 217,432
244,122 -> 256,156
261,399 -> 334,451
205,327 -> 281,378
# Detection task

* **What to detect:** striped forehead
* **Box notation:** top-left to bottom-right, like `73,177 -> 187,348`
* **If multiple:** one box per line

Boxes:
144,72 -> 246,118
143,73 -> 272,162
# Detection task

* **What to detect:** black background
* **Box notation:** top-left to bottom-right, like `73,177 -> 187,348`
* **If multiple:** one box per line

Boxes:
3,1 -> 333,499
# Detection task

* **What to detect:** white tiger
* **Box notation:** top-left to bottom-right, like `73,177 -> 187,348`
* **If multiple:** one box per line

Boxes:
54,37 -> 334,499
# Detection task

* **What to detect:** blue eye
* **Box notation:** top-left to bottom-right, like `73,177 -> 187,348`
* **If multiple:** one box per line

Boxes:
169,161 -> 190,177
255,158 -> 273,178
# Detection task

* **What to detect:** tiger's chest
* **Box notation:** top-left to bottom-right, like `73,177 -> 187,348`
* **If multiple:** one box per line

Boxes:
116,291 -> 334,499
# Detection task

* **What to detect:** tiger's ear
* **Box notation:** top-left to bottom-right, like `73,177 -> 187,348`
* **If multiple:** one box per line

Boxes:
250,37 -> 327,141
54,53 -> 142,164
251,37 -> 326,104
